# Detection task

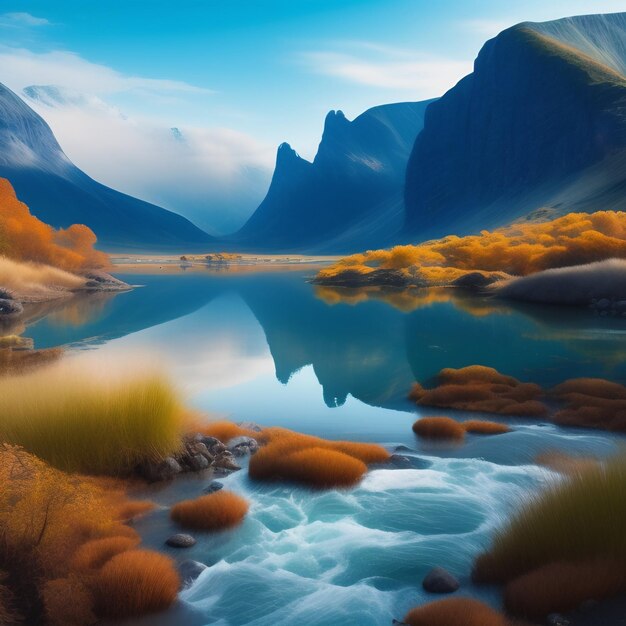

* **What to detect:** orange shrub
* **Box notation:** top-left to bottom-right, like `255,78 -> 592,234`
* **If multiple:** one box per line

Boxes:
92,550 -> 180,619
43,576 -> 96,626
70,536 -> 140,571
0,178 -> 109,271
463,420 -> 511,435
269,447 -> 366,488
504,560 -> 626,619
409,366 -> 548,417
192,419 -> 260,443
403,597 -> 510,626
249,427 -> 388,488
317,210 -> 626,285
551,378 -> 626,432
412,417 -> 466,440
171,491 -> 249,531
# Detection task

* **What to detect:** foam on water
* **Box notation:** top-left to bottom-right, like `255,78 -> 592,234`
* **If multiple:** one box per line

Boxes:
162,455 -> 550,626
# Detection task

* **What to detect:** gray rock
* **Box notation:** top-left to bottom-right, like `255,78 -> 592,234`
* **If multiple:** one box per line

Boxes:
166,533 -> 196,548
187,453 -> 210,472
394,445 -> 413,452
192,442 -> 212,459
213,452 -> 241,472
228,436 -> 259,456
452,272 -> 493,289
422,566 -> 460,593
203,481 -> 224,494
138,456 -> 182,482
0,298 -> 23,317
547,614 -> 570,626
178,560 -> 207,588
0,288 -> 13,300
238,421 -> 263,433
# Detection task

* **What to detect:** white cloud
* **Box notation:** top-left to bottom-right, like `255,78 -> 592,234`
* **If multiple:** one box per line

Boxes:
0,12 -> 50,27
0,46 -> 211,98
302,43 -> 471,97
22,84 -> 273,234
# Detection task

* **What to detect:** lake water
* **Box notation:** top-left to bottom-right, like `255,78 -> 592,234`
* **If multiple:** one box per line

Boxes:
22,268 -> 626,626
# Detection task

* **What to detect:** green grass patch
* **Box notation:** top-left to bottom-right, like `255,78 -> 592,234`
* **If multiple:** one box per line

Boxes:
0,362 -> 184,474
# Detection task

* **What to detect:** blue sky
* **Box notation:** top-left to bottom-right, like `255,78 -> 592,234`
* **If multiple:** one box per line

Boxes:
0,0 -> 623,232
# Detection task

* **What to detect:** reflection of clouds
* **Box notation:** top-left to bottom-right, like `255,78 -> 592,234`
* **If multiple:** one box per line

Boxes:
89,293 -> 275,396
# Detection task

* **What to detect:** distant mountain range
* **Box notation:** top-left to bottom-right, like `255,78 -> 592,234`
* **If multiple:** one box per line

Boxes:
0,83 -> 213,250
230,101 -> 433,252
405,12 -> 626,238
1,12 -> 625,253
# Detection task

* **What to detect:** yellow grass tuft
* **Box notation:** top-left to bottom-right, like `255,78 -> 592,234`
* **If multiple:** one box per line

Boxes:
0,360 -> 185,474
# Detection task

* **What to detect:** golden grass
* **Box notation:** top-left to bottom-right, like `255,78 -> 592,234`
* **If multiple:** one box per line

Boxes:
70,536 -> 140,571
0,255 -> 86,301
403,597 -> 510,626
249,427 -> 388,489
463,420 -> 511,435
92,550 -> 180,619
473,455 -> 626,585
170,491 -> 249,531
43,576 -> 96,626
504,559 -> 626,619
317,210 -> 626,285
409,366 -> 548,417
412,417 -> 466,440
0,360 -> 185,474
535,450 -> 600,476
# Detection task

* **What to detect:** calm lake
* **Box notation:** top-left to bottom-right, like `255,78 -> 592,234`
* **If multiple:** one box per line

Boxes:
23,268 -> 626,626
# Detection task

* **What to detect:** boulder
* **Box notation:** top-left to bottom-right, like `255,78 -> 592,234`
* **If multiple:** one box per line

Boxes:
0,298 -> 23,317
178,560 -> 208,588
228,436 -> 259,456
137,456 -> 182,482
213,452 -> 241,472
203,481 -> 224,494
452,272 -> 493,289
422,566 -> 460,593
187,453 -> 210,472
166,533 -> 196,548
238,421 -> 263,433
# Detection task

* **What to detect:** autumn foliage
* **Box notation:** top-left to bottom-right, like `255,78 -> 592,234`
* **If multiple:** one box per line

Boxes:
248,427 -> 389,488
551,377 -> 626,431
504,559 -> 626,619
402,597 -> 510,626
0,444 -> 163,623
409,366 -> 548,417
0,178 -> 109,271
92,550 -> 180,619
191,419 -> 261,443
317,210 -> 626,285
171,491 -> 249,531
412,416 -> 466,440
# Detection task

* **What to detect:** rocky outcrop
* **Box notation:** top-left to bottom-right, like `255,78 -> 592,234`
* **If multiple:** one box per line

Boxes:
405,13 -> 626,240
232,101 -> 434,252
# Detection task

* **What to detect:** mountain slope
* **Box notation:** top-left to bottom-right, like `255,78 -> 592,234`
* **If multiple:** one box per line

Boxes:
0,83 -> 213,250
405,12 -> 626,238
233,100 -> 434,252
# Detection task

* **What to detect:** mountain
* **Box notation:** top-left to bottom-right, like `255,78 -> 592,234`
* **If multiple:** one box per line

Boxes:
405,12 -> 626,238
232,100 -> 434,252
0,83 -> 213,250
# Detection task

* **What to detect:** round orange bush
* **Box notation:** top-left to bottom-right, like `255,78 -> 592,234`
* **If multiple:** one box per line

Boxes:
403,597 -> 509,626
71,535 -> 139,571
277,447 -> 367,488
463,420 -> 511,435
170,491 -> 249,531
412,417 -> 465,440
92,549 -> 180,619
